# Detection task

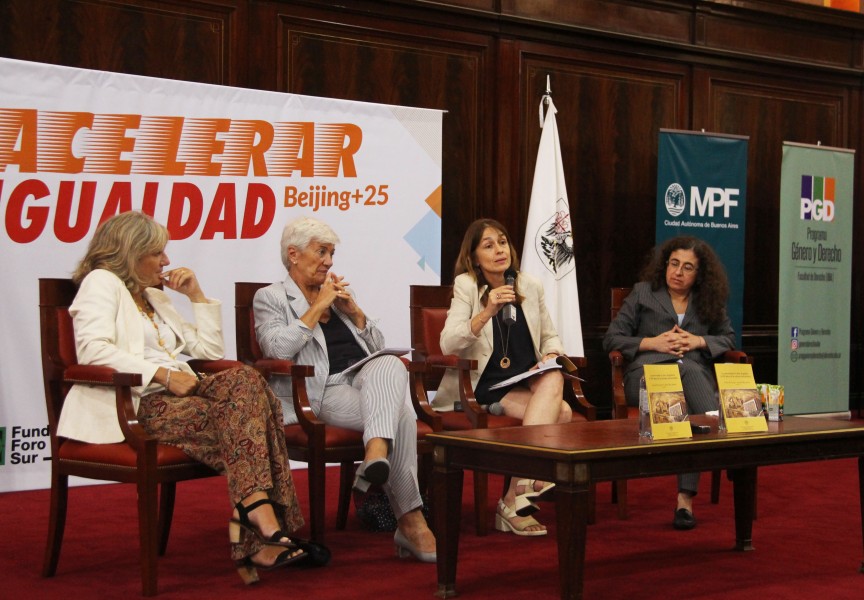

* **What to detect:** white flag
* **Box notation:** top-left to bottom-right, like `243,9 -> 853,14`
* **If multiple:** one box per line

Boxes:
521,96 -> 584,356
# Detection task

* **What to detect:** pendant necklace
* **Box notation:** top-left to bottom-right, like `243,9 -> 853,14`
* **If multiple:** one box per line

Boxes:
494,312 -> 511,369
137,297 -> 177,359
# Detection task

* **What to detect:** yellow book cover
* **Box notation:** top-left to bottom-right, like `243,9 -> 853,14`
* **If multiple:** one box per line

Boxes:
643,364 -> 692,440
714,363 -> 768,433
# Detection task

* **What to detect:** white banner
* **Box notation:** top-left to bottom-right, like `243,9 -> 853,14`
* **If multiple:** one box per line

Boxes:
0,58 -> 442,491
521,95 -> 584,356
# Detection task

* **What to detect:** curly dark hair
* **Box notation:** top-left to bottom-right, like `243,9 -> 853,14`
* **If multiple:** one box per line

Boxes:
639,236 -> 729,326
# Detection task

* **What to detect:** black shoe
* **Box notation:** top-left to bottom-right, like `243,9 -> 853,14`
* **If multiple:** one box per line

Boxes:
673,508 -> 697,530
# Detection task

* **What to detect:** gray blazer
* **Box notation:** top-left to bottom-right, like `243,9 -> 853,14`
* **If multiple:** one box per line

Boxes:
603,281 -> 735,405
253,276 -> 385,423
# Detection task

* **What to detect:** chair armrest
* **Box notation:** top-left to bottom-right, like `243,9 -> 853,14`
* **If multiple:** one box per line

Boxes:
722,350 -> 751,364
251,357 -> 295,377
63,364 -> 118,385
424,354 -> 486,427
284,363 -> 325,434
562,356 -> 596,421
187,359 -> 243,374
246,357 -> 325,432
407,361 -> 443,431
608,350 -> 630,419
426,354 -> 489,429
63,365 -> 151,449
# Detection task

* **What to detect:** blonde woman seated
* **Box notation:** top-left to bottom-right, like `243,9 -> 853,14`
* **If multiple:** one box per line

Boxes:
435,218 -> 572,537
59,211 -> 307,583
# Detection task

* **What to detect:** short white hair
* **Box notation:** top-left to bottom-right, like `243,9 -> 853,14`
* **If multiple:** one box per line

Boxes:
280,217 -> 340,270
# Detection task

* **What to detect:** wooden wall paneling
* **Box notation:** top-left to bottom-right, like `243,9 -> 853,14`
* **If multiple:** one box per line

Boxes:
264,4 -> 496,283
694,0 -> 864,69
500,0 -> 694,45
491,38 -> 524,242
695,5 -> 860,67
0,0 -> 244,86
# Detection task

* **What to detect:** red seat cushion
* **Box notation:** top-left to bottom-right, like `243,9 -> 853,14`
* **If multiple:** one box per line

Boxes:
416,420 -> 434,436
283,423 -> 364,447
58,439 -> 196,467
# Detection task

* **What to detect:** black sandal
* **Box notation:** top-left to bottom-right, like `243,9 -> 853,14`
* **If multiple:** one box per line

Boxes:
235,546 -> 308,585
229,498 -> 297,548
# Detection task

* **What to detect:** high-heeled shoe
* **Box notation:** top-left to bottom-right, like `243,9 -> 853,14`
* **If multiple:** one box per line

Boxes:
229,498 -> 297,548
512,493 -> 540,517
353,457 -> 391,493
515,479 -> 556,504
234,546 -> 309,585
394,528 -> 436,563
494,499 -> 547,537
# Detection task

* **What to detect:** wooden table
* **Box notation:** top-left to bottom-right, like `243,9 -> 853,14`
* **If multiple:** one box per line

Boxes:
428,416 -> 864,599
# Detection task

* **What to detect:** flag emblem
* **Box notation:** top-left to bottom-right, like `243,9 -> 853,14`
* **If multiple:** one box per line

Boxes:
532,199 -> 575,280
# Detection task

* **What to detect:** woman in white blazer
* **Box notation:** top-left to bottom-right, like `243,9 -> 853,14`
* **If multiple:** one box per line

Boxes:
253,216 -> 436,563
437,218 -> 572,537
58,211 -> 308,582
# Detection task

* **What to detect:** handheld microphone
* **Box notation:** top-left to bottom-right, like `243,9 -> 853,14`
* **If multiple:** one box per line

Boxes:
502,269 -> 517,326
488,402 -> 505,416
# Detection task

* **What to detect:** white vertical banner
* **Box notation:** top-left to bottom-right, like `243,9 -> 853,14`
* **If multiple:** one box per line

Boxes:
0,58 -> 442,491
521,91 -> 584,356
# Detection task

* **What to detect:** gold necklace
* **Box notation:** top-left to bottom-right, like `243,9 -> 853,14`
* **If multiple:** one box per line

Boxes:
493,313 -> 511,369
137,297 -> 177,359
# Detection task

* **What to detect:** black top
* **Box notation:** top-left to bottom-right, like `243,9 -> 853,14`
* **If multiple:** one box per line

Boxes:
319,314 -> 367,374
474,305 -> 536,405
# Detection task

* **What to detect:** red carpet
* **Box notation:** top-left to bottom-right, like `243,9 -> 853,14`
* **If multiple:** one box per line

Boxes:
2,457 -> 862,599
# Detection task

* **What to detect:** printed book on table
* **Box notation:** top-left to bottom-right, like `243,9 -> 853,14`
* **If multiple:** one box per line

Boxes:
714,363 -> 768,433
643,363 -> 692,440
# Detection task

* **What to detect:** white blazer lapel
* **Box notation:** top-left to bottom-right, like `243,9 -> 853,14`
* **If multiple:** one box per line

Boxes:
477,284 -> 493,348
120,286 -> 146,353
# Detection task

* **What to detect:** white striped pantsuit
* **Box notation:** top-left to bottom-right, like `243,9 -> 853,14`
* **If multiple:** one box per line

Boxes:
316,354 -> 421,519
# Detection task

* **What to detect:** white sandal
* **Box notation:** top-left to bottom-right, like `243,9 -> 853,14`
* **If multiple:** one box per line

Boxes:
495,499 -> 547,537
512,492 -> 539,517
515,479 -> 556,504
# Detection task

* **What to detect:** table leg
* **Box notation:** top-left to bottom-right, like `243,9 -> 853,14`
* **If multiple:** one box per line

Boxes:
555,483 -> 589,600
729,466 -> 757,551
858,456 -> 864,574
434,452 -> 464,599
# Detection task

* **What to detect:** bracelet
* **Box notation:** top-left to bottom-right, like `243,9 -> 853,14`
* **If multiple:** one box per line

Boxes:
165,369 -> 172,390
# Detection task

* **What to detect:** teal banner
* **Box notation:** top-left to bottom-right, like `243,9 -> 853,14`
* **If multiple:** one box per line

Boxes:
655,130 -> 749,347
778,143 -> 854,415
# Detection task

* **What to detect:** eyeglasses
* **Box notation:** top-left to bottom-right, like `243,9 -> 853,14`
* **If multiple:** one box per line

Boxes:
667,259 -> 698,274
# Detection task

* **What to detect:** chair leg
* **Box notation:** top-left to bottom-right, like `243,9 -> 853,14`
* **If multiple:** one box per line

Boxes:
308,458 -> 327,543
473,470 -> 489,536
157,482 -> 177,556
336,461 -> 354,531
42,470 -> 68,578
711,469 -> 722,504
137,475 -> 160,596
